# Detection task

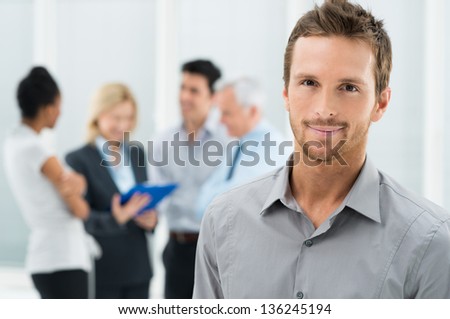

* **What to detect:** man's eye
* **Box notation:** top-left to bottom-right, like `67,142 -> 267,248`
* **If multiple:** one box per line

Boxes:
343,84 -> 358,92
302,80 -> 316,86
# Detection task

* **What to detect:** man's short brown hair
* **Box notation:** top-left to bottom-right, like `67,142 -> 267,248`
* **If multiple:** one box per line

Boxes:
283,0 -> 392,97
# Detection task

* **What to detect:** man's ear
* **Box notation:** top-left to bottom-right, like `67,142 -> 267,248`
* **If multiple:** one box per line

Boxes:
282,87 -> 290,111
371,87 -> 391,122
248,105 -> 260,119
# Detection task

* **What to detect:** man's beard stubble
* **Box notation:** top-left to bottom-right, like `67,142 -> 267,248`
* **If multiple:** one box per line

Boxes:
289,116 -> 371,165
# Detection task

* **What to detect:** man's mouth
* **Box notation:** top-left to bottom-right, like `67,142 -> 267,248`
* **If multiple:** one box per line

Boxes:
307,125 -> 345,136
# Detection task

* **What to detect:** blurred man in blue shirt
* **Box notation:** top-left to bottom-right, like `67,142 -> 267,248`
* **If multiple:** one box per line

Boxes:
151,60 -> 227,299
196,78 -> 292,220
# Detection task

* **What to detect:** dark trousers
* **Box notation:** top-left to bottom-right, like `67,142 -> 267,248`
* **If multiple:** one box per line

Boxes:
163,237 -> 197,299
31,269 -> 88,299
96,281 -> 150,299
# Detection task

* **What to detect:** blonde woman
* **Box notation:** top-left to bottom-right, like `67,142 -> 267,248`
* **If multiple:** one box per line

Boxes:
66,83 -> 156,298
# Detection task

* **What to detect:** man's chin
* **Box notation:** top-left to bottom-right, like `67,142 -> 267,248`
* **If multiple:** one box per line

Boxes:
226,129 -> 238,137
301,149 -> 344,166
304,151 -> 326,162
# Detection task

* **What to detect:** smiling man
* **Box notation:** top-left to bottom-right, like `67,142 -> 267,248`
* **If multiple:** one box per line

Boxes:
193,0 -> 450,298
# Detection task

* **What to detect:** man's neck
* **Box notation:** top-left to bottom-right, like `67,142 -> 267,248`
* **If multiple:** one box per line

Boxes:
184,118 -> 207,135
290,150 -> 366,229
184,117 -> 208,143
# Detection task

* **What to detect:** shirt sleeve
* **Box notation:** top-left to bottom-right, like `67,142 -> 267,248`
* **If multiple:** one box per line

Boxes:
413,219 -> 450,298
30,137 -> 55,173
193,202 -> 224,299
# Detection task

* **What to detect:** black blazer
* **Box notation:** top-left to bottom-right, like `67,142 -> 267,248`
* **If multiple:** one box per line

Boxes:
66,143 -> 152,287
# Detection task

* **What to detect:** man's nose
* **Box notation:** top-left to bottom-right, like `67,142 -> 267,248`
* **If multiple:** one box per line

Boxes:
180,89 -> 191,101
314,89 -> 337,118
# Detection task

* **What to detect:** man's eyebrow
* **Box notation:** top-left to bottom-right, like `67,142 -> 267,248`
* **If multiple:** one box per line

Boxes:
292,73 -> 318,80
338,77 -> 368,86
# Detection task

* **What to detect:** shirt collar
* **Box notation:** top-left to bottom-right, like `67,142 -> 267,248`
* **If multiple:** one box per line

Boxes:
344,157 -> 381,223
260,156 -> 381,224
181,120 -> 214,141
95,135 -> 117,153
260,162 -> 294,214
181,110 -> 218,140
95,135 -> 127,161
95,135 -> 106,151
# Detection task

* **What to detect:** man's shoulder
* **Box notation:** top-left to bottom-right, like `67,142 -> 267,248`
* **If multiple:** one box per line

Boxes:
378,170 -> 450,224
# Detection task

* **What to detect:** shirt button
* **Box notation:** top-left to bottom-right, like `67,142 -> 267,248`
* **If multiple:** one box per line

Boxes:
304,239 -> 313,247
296,291 -> 304,299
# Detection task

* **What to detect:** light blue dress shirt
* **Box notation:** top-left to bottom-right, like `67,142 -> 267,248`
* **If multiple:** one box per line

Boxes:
95,136 -> 136,194
196,120 -> 292,220
150,112 -> 229,232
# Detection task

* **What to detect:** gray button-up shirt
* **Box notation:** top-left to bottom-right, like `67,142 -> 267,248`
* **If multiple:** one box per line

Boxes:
193,158 -> 450,298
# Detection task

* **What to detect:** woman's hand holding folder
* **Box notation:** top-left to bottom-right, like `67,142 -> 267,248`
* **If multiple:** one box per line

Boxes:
111,193 -> 150,225
134,210 -> 158,231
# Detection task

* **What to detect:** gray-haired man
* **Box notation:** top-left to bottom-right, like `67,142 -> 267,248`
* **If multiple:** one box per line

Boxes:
196,78 -> 291,219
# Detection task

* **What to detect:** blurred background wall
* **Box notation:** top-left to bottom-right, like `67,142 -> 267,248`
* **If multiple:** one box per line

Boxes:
0,0 -> 449,297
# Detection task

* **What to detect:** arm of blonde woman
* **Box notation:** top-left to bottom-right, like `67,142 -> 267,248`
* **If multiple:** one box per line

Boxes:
110,193 -> 151,225
41,156 -> 89,220
134,209 -> 158,231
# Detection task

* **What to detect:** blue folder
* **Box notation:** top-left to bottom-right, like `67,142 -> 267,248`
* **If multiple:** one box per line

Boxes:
120,183 -> 178,216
